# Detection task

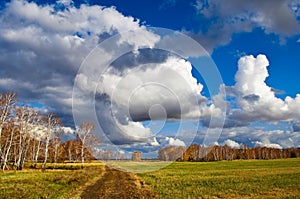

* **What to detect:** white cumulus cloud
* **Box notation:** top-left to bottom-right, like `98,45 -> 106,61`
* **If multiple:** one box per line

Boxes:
223,139 -> 240,148
166,137 -> 186,147
229,54 -> 300,123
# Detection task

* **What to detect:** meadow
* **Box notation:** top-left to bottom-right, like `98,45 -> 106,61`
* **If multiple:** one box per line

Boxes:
0,159 -> 299,198
138,159 -> 300,198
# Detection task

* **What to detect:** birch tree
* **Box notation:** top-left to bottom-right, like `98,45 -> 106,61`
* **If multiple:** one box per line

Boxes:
0,93 -> 16,168
76,121 -> 96,168
51,137 -> 62,168
30,132 -> 42,168
42,113 -> 61,171
1,119 -> 16,171
14,107 -> 39,170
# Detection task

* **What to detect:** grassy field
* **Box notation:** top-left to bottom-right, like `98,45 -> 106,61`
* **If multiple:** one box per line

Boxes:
138,159 -> 300,199
0,163 -> 104,199
1,159 -> 299,198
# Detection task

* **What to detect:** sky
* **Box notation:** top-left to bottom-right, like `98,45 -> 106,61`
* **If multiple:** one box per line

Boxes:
0,0 -> 300,157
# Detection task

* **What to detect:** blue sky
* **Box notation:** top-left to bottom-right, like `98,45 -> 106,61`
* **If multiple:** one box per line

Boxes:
0,0 -> 300,155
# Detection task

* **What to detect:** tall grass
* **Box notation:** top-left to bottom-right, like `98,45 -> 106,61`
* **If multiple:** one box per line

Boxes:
138,159 -> 300,198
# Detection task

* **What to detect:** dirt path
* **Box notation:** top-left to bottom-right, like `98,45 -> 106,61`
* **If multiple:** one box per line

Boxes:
80,166 -> 161,199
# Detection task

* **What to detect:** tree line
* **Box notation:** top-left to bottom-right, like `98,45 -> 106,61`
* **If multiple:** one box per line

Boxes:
0,92 -> 100,171
158,144 -> 300,161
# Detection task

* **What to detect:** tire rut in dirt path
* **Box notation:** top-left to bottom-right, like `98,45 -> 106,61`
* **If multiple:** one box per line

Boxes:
80,166 -> 161,199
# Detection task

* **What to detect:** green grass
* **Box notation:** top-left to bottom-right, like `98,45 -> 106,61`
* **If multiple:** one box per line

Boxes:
0,163 -> 104,199
138,159 -> 300,199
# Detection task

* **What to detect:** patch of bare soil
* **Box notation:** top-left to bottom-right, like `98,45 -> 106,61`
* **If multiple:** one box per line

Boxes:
80,166 -> 161,199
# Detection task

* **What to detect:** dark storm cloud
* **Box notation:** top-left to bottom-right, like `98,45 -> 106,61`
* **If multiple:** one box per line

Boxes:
129,100 -> 181,122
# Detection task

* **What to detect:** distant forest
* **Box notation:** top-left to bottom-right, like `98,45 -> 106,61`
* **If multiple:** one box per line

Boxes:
158,145 -> 300,161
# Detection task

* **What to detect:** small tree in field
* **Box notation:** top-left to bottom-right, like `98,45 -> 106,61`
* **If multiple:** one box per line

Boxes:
76,121 -> 99,168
